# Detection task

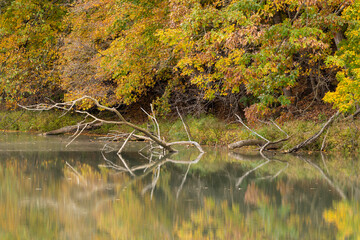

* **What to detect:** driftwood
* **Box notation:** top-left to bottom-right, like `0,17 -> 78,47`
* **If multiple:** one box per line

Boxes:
228,139 -> 266,150
229,115 -> 290,154
42,122 -> 103,135
228,139 -> 285,150
229,111 -> 341,154
20,96 -> 204,154
287,111 -> 340,153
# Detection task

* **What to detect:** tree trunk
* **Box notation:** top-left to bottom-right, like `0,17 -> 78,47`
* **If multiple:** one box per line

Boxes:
42,122 -> 103,135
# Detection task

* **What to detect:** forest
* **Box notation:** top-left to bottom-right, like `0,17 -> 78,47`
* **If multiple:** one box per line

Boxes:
0,0 -> 359,123
1,3 -> 360,238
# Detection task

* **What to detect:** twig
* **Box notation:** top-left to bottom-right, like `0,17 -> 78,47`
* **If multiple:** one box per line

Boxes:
141,104 -> 161,138
270,162 -> 289,180
320,152 -> 330,175
344,108 -> 360,121
66,122 -> 93,147
100,152 -> 127,172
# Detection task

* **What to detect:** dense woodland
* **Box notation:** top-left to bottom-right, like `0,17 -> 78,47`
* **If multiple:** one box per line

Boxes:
0,0 -> 359,120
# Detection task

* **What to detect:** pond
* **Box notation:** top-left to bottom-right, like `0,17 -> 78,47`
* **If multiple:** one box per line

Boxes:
0,133 -> 359,239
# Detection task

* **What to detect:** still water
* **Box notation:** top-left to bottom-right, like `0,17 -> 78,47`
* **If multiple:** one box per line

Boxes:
0,133 -> 359,239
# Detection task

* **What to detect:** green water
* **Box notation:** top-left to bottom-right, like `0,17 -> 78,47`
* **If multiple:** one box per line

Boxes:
0,133 -> 359,239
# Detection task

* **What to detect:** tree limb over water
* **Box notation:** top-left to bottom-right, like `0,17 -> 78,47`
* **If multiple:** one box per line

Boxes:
19,96 -> 204,154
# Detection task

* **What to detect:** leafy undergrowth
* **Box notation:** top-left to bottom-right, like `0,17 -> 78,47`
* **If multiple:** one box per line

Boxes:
0,110 -> 84,132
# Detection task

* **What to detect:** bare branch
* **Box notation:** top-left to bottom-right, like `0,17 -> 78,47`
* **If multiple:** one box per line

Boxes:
176,107 -> 192,141
176,164 -> 192,199
118,130 -> 135,154
320,129 -> 329,151
288,111 -> 340,153
298,155 -> 346,200
141,105 -> 161,138
270,119 -> 289,138
20,96 -> 177,152
235,114 -> 269,142
167,141 -> 205,153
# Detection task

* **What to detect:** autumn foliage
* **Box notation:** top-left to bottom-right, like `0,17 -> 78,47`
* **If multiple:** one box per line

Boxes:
0,0 -> 359,116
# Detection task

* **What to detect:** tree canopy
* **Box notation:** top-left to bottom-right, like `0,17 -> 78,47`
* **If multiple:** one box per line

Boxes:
0,0 -> 358,117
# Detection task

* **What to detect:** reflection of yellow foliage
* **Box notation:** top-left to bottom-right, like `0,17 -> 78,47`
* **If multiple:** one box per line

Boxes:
324,201 -> 360,240
175,198 -> 249,239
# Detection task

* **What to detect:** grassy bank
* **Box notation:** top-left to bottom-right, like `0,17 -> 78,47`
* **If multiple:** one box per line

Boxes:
160,115 -> 360,154
1,110 -> 359,154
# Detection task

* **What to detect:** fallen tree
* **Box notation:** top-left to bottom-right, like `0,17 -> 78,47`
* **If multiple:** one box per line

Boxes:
228,111 -> 341,154
229,114 -> 290,154
20,96 -> 204,154
287,111 -> 340,153
41,122 -> 103,135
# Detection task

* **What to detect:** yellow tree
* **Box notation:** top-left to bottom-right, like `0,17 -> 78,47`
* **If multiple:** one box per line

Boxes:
59,0 -> 118,107
0,0 -> 68,107
324,0 -> 360,113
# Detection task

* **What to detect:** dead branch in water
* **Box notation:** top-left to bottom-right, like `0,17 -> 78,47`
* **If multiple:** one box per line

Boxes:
19,95 -> 204,154
229,115 -> 289,154
42,122 -> 103,135
229,111 -> 340,154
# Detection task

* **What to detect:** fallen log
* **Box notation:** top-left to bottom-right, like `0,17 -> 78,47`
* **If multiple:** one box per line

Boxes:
228,140 -> 266,150
42,122 -> 103,135
21,96 -> 204,154
228,139 -> 283,150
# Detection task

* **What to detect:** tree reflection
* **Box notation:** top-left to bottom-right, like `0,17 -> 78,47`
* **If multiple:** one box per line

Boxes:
324,201 -> 360,240
0,146 -> 359,239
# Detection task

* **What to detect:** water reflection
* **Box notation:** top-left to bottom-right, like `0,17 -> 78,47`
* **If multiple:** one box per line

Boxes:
0,133 -> 359,239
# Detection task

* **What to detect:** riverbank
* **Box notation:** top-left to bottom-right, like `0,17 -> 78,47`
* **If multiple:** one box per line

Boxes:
1,110 -> 359,154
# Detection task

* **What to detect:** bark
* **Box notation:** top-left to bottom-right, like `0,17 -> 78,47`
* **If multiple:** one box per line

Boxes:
42,122 -> 103,135
20,96 -> 207,154
334,31 -> 345,49
228,139 -> 283,150
228,139 -> 266,150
